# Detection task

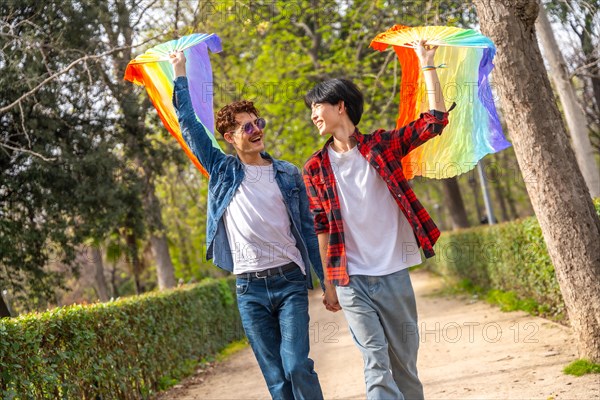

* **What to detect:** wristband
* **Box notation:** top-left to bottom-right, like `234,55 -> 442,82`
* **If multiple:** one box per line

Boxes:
421,63 -> 447,71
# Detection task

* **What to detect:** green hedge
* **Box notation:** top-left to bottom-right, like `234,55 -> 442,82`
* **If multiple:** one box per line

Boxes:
0,278 -> 243,399
425,198 -> 600,319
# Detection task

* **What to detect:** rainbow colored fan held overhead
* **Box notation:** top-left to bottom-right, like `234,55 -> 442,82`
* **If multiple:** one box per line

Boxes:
124,33 -> 224,177
370,25 -> 511,179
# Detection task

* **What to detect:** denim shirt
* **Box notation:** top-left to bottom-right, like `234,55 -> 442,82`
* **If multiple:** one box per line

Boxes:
172,77 -> 324,289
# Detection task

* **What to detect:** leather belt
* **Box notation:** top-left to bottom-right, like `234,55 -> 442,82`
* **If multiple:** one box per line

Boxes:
237,262 -> 299,280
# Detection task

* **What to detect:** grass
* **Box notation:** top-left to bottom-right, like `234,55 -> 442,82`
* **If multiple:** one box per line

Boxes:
485,289 -> 542,314
157,339 -> 249,391
216,339 -> 249,361
563,359 -> 600,376
425,276 -> 568,326
427,278 -> 559,320
157,358 -> 198,390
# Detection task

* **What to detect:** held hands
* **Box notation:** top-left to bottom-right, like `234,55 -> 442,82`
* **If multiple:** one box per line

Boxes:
322,285 -> 342,313
169,51 -> 187,78
414,39 -> 438,67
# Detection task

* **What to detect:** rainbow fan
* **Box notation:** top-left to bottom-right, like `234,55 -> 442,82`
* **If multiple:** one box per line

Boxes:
370,25 -> 511,179
124,33 -> 223,177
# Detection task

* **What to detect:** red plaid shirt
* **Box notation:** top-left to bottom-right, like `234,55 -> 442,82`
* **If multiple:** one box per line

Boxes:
302,109 -> 451,286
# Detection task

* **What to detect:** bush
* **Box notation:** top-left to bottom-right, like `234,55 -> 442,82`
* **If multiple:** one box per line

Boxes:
425,198 -> 600,320
0,278 -> 243,399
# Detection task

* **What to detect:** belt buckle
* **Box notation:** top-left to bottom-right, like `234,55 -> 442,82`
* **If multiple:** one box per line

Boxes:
255,270 -> 269,279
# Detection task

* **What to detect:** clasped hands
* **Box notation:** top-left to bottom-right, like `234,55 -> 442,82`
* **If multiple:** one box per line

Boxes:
322,283 -> 341,313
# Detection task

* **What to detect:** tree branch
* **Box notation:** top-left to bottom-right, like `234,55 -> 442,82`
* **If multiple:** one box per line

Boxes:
381,56 -> 399,119
131,0 -> 161,29
570,58 -> 600,79
0,35 -> 161,115
375,49 -> 395,81
0,142 -> 57,162
292,21 -> 315,41
292,21 -> 320,69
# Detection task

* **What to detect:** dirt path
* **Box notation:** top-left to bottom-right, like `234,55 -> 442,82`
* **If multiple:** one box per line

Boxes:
159,270 -> 599,399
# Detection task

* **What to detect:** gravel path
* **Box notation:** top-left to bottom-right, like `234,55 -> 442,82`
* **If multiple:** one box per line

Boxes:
158,269 -> 599,400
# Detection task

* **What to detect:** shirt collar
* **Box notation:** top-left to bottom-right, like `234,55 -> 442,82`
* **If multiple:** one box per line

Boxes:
234,151 -> 283,172
319,127 -> 364,158
261,151 -> 288,173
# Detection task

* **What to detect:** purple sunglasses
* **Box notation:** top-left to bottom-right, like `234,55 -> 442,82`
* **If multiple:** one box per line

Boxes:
236,118 -> 266,135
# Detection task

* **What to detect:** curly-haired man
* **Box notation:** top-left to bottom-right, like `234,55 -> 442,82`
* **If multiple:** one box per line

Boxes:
170,51 -> 324,400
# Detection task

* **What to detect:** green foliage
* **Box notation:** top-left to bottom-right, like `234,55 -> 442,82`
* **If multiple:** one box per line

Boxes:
216,339 -> 249,362
155,0 -> 485,287
426,198 -> 600,320
154,163 -> 217,282
0,278 -> 243,399
486,290 -> 541,313
153,338 -> 248,391
563,359 -> 600,376
0,0 -> 148,309
428,215 -> 563,317
2,0 -> 534,314
177,0 -> 479,167
435,278 -> 485,296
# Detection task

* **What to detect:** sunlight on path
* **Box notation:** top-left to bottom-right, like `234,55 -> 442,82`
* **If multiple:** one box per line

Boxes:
161,270 -> 599,400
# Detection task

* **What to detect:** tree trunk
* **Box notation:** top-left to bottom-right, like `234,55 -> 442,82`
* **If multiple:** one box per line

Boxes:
492,179 -> 510,222
441,177 -> 470,229
422,184 -> 447,231
110,262 -> 119,298
170,181 -> 192,277
504,182 -> 519,219
468,174 -> 483,223
579,9 -> 600,118
536,5 -> 600,198
98,0 -> 177,291
484,157 -> 509,222
126,232 -> 143,295
474,0 -> 600,362
502,151 -> 520,219
150,233 -> 177,289
91,247 -> 110,302
175,220 -> 192,277
0,294 -> 11,318
146,187 -> 177,290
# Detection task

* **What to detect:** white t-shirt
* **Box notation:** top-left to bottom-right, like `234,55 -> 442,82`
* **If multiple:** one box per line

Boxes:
328,145 -> 422,276
223,164 -> 306,275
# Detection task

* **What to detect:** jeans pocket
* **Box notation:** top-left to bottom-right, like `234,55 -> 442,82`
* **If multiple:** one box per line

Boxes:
282,268 -> 306,284
335,285 -> 356,308
236,282 -> 249,296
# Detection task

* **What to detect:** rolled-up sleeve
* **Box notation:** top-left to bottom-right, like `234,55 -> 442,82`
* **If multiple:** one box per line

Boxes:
394,102 -> 455,157
302,168 -> 329,234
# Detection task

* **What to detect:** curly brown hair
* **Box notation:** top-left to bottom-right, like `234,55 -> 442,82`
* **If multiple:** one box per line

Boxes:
215,100 -> 260,135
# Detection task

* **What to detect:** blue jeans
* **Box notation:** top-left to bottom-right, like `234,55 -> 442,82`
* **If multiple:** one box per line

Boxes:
236,267 -> 323,400
336,268 -> 423,400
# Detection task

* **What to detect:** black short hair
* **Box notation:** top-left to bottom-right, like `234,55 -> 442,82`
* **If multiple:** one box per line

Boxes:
304,78 -> 364,125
